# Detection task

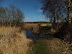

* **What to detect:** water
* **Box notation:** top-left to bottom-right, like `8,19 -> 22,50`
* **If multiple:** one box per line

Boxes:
26,30 -> 52,39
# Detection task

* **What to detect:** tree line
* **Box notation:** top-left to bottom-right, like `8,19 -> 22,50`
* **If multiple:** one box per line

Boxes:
41,0 -> 72,23
41,0 -> 72,30
0,5 -> 24,26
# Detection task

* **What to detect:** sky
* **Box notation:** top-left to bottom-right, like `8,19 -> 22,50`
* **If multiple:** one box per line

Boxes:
0,0 -> 49,22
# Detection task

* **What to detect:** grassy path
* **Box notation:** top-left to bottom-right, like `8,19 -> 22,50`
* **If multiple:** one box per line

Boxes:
32,39 -> 51,54
31,38 -> 72,54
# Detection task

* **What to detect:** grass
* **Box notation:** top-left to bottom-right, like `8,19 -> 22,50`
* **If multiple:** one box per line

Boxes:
31,38 -> 72,54
32,40 -> 50,54
0,34 -> 3,40
0,27 -> 33,54
0,26 -> 72,54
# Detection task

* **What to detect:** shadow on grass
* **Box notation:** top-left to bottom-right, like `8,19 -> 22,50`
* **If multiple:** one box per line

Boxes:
31,38 -> 70,54
32,39 -> 52,54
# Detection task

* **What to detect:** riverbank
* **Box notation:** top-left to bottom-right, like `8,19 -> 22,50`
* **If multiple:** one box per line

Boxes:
0,27 -> 33,54
0,27 -> 72,54
32,38 -> 72,54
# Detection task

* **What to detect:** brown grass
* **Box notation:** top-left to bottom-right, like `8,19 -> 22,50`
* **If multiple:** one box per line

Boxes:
46,38 -> 72,54
0,27 -> 32,54
24,23 -> 52,30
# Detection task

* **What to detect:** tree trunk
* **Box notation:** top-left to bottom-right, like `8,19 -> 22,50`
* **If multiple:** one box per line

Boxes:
53,17 -> 56,23
68,0 -> 71,24
50,18 -> 52,23
56,19 -> 59,30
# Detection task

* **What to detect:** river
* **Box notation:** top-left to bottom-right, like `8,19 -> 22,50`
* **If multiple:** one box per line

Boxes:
26,30 -> 53,39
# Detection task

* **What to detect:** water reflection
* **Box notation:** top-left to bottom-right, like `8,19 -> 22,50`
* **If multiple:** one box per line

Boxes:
26,30 -> 52,39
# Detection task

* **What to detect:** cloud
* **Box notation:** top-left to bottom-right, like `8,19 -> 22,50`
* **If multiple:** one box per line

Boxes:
40,16 -> 46,19
24,18 -> 32,22
37,10 -> 42,12
24,18 -> 30,21
41,16 -> 46,18
37,19 -> 43,21
26,18 -> 30,20
39,19 -> 43,21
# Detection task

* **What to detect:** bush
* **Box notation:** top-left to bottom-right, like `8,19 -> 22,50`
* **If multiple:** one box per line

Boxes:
54,22 -> 72,43
40,25 -> 51,34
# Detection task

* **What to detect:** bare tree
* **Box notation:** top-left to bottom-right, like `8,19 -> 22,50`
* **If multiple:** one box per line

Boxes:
9,5 -> 24,26
41,0 -> 62,23
0,5 -> 24,27
0,7 -> 6,26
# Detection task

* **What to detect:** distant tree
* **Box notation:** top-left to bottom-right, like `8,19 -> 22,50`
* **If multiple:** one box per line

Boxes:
9,5 -> 24,26
0,5 -> 24,27
9,5 -> 15,26
0,7 -> 6,26
14,8 -> 24,26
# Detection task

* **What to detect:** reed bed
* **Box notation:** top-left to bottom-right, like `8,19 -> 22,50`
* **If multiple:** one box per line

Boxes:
0,27 -> 32,54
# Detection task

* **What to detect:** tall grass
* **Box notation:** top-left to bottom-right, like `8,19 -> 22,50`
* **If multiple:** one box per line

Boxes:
0,27 -> 33,54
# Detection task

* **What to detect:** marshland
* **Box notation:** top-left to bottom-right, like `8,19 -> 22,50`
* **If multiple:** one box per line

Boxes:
0,0 -> 72,54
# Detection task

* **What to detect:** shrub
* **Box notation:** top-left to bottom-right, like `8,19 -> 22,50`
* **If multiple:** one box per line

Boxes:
54,22 -> 72,43
40,25 -> 51,34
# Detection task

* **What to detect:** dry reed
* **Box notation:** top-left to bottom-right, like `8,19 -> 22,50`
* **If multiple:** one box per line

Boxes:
0,27 -> 32,54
